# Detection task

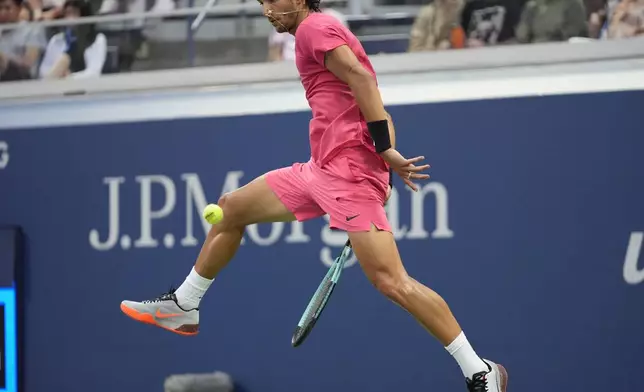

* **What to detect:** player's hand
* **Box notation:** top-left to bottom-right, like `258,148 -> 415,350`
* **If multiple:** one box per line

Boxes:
380,149 -> 430,192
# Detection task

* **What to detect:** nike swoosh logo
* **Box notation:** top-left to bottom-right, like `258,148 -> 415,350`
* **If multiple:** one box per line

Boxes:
155,309 -> 182,319
346,214 -> 360,221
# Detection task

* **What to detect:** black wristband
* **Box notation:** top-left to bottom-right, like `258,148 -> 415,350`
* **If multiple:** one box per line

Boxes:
388,168 -> 393,187
367,120 -> 392,153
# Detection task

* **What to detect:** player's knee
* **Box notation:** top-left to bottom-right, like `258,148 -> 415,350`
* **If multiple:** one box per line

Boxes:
217,194 -> 230,210
210,193 -> 245,232
371,270 -> 414,304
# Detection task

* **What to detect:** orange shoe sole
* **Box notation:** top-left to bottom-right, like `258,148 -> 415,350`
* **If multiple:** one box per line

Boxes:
120,303 -> 198,336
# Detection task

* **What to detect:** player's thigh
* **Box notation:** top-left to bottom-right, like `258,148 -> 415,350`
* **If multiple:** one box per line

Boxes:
218,174 -> 296,229
348,225 -> 408,290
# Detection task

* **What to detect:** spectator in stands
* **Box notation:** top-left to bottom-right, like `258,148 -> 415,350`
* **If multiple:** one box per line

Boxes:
38,0 -> 107,79
97,0 -> 174,71
18,0 -> 33,20
586,0 -> 608,38
24,0 -> 65,20
0,0 -> 47,81
267,6 -> 347,62
461,0 -> 528,46
408,0 -> 466,52
602,1 -> 622,30
267,28 -> 295,62
606,0 -> 644,38
515,0 -> 589,43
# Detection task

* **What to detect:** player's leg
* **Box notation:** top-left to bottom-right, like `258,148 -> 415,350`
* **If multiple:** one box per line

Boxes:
350,227 -> 461,342
121,164 -> 324,335
192,174 -> 297,280
120,175 -> 294,334
172,174 -> 298,307
347,225 -> 507,392
313,149 -> 507,391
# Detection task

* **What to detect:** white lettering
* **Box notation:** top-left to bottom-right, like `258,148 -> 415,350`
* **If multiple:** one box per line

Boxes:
320,246 -> 358,268
0,141 -> 8,169
285,221 -> 311,243
89,177 -> 125,250
407,182 -> 454,239
89,173 -> 453,254
320,215 -> 357,268
181,173 -> 210,247
623,232 -> 644,285
134,175 -> 176,248
247,223 -> 285,246
220,171 -> 245,195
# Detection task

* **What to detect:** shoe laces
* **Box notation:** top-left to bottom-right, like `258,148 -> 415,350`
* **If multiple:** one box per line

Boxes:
142,287 -> 177,304
466,371 -> 489,392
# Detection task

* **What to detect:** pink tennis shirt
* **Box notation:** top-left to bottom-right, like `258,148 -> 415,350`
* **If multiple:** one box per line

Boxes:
294,12 -> 382,167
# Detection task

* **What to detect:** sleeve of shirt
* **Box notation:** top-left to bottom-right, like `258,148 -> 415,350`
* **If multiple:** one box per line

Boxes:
70,33 -> 107,79
297,20 -> 347,66
38,34 -> 64,78
26,26 -> 48,50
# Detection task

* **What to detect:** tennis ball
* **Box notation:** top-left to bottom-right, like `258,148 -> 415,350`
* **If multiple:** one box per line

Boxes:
203,203 -> 224,225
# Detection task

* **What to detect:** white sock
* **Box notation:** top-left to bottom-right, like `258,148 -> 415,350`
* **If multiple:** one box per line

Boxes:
445,331 -> 488,379
174,267 -> 213,309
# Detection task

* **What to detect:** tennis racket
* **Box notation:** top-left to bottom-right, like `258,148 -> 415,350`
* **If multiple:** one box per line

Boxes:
291,239 -> 353,347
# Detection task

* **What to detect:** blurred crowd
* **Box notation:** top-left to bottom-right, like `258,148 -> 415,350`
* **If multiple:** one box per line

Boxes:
1,0 -> 643,82
0,0 -> 174,81
405,0 -> 643,52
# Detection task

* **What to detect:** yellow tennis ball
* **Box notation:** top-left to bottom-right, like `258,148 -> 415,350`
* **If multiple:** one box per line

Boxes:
203,203 -> 224,225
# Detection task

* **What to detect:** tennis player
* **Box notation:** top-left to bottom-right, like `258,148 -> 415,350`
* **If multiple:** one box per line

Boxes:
120,1 -> 508,390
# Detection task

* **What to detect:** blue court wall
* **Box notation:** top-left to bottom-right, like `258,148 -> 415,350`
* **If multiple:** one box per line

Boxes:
0,90 -> 643,392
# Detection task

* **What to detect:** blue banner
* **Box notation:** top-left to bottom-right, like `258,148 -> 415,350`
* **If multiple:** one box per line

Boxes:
0,91 -> 643,392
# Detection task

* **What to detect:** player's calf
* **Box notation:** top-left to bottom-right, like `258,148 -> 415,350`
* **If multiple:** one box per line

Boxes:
349,227 -> 506,390
349,227 -> 462,345
365,266 -> 414,307
121,175 -> 297,335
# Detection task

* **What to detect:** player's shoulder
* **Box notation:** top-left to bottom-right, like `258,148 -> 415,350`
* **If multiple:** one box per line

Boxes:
297,11 -> 348,35
321,8 -> 349,27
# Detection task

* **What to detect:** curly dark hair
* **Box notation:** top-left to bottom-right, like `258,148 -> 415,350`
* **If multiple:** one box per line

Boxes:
305,0 -> 321,12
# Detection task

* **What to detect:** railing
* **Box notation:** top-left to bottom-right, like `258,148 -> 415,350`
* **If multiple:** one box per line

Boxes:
0,4 -> 416,30
0,3 -> 416,66
1,3 -> 260,30
4,1 -> 644,102
2,36 -> 644,103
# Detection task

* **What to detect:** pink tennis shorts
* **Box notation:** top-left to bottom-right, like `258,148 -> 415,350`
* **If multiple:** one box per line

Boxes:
265,146 -> 392,232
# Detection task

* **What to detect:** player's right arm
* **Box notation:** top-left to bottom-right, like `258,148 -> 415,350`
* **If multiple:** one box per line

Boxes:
384,111 -> 396,149
324,46 -> 428,191
297,21 -> 429,191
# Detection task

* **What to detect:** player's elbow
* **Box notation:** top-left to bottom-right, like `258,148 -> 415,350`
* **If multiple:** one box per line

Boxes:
346,65 -> 377,92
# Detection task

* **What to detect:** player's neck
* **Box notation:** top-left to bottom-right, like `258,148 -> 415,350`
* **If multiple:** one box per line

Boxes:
289,8 -> 311,35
